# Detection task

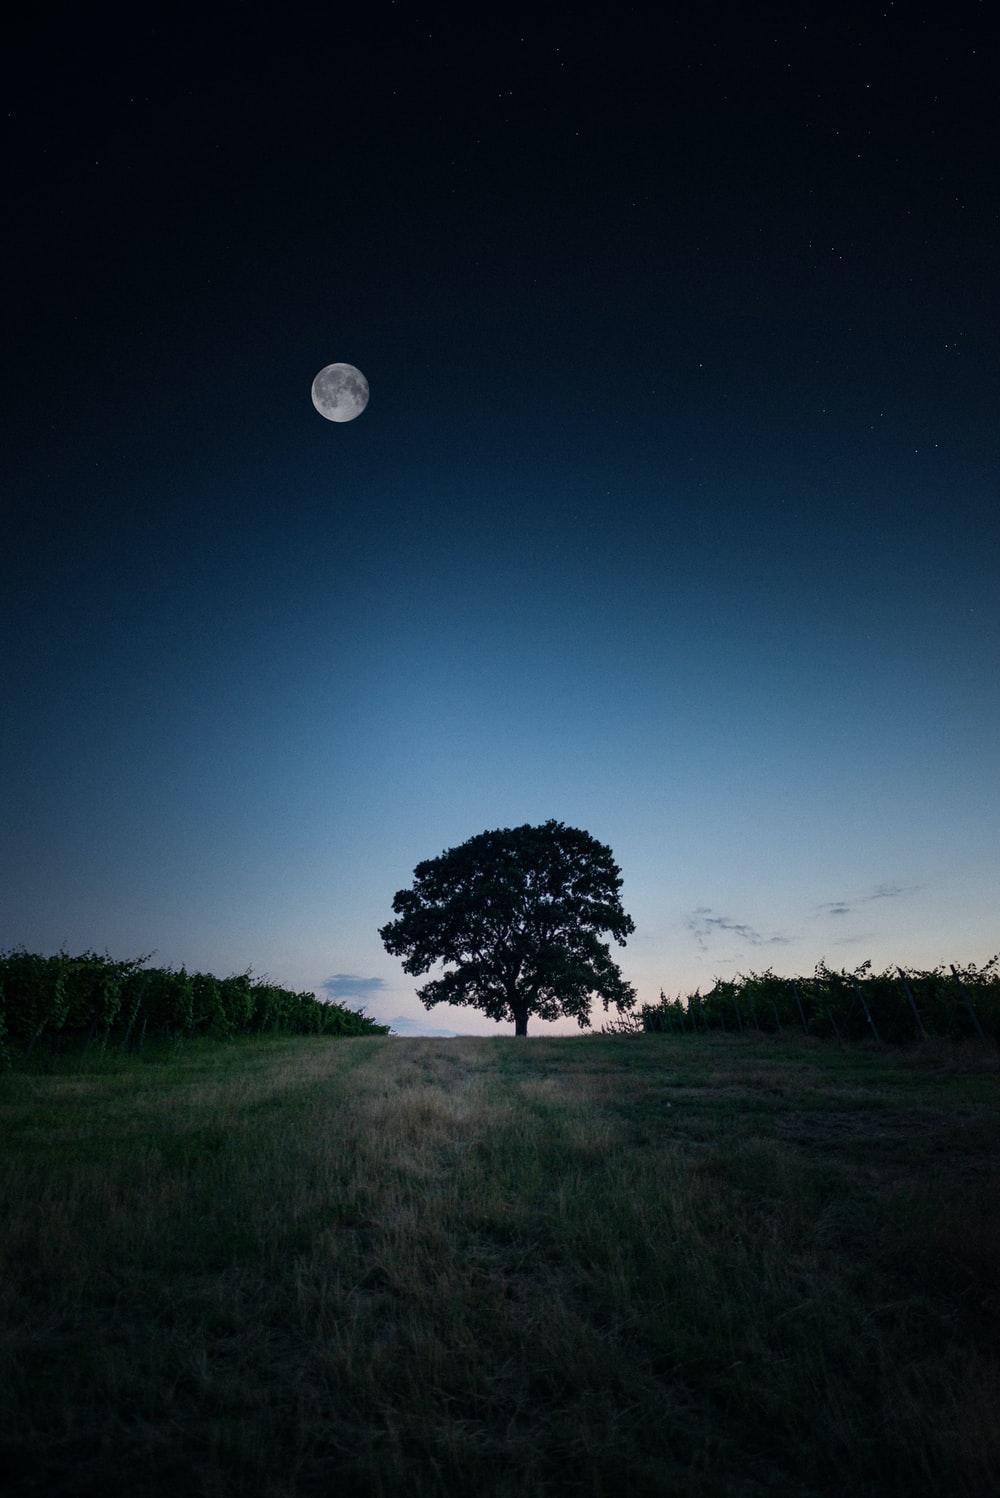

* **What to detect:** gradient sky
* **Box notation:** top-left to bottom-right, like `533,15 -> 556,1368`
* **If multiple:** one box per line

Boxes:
4,6 -> 997,1034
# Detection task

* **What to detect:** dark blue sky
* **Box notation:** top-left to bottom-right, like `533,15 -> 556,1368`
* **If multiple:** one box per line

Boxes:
4,5 -> 997,1032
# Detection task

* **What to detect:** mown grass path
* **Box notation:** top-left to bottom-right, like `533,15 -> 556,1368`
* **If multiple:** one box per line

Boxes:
1,1033 -> 997,1496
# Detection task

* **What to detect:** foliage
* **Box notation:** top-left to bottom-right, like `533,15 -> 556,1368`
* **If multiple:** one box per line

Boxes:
0,987 -> 9,1072
0,948 -> 388,1059
380,820 -> 636,1035
641,956 -> 1000,1043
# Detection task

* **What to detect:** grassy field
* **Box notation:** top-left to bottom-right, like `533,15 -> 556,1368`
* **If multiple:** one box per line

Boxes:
1,1032 -> 997,1497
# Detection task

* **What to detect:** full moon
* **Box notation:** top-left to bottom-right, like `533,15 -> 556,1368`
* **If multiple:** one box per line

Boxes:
311,363 -> 369,422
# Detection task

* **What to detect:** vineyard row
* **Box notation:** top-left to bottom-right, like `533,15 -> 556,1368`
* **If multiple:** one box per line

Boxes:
0,948 -> 389,1063
638,959 -> 1000,1042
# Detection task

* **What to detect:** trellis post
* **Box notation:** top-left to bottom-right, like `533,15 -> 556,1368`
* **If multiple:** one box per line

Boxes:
950,965 -> 986,1041
793,982 -> 809,1035
896,968 -> 927,1039
851,978 -> 882,1045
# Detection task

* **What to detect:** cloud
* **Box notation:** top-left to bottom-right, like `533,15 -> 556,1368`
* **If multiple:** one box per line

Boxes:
320,973 -> 387,1003
816,883 -> 918,919
386,1014 -> 459,1037
830,930 -> 876,947
866,882 -> 916,902
684,907 -> 791,954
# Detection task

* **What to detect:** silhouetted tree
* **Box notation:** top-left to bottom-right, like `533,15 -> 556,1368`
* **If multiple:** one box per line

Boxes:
379,821 -> 636,1036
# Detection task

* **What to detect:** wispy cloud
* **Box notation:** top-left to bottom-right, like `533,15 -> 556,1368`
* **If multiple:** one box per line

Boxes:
684,907 -> 791,954
830,930 -> 876,947
867,882 -> 915,902
320,973 -> 386,1002
386,1014 -> 459,1037
816,883 -> 918,919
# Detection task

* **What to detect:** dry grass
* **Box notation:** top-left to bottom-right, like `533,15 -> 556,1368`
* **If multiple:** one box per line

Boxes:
1,1031 -> 998,1496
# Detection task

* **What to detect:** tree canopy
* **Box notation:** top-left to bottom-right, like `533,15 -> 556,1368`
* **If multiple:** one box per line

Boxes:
379,820 -> 636,1035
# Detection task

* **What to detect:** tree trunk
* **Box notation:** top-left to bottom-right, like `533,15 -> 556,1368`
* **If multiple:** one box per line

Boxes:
514,1010 -> 528,1036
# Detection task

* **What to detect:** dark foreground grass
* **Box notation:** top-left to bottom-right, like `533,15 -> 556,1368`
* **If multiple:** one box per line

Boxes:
1,1032 -> 997,1497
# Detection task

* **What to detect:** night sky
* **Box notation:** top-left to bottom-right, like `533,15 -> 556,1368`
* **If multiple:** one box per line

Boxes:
5,5 -> 997,1034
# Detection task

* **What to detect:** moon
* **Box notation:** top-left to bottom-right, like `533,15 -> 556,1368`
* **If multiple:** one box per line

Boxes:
311,363 -> 369,422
